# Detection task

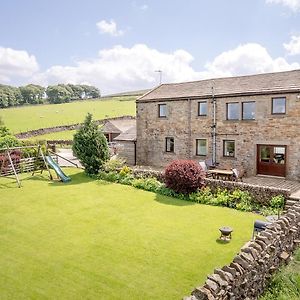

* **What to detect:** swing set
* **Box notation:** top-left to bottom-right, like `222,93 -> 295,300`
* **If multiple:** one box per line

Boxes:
0,144 -> 73,188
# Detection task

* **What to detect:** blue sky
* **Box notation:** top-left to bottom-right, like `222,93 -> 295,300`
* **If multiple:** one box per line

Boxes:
0,0 -> 300,94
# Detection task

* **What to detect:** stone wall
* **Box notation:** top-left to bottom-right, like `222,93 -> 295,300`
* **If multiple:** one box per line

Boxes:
16,115 -> 135,139
115,141 -> 136,166
205,178 -> 290,205
136,93 -> 300,180
184,203 -> 300,300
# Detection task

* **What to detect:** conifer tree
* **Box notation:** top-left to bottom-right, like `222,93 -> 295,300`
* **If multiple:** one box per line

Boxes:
73,113 -> 109,174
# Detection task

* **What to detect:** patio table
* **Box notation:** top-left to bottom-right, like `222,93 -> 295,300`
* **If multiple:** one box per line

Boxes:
207,169 -> 234,181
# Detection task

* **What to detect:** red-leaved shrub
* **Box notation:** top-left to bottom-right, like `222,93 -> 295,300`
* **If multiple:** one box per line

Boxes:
164,160 -> 205,194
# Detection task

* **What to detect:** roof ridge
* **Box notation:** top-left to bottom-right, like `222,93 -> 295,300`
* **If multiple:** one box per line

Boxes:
158,69 -> 300,86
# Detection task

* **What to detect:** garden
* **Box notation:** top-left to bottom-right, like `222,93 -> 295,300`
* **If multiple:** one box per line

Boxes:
0,113 -> 293,299
0,168 -> 263,299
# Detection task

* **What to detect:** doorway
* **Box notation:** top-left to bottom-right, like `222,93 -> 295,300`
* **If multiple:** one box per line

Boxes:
257,145 -> 286,177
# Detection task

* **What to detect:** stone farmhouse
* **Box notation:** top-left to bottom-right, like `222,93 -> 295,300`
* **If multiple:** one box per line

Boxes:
136,70 -> 300,180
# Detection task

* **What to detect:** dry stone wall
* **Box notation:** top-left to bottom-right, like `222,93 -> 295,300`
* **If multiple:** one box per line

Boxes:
15,116 -> 135,139
184,203 -> 300,300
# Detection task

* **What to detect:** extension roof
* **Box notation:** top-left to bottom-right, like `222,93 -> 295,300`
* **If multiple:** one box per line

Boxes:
113,125 -> 136,141
138,69 -> 300,102
102,119 -> 136,134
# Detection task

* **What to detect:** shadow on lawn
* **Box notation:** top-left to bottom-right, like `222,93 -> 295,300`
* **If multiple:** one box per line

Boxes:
47,171 -> 93,187
154,193 -> 196,206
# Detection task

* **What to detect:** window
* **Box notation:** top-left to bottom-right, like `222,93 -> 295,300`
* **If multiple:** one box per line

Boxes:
226,103 -> 239,120
223,140 -> 235,157
196,139 -> 207,156
165,137 -> 174,152
242,101 -> 256,120
272,97 -> 286,114
158,104 -> 167,117
198,101 -> 207,116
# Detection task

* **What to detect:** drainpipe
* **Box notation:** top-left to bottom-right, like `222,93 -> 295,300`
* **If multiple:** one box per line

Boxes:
187,98 -> 192,159
211,85 -> 217,165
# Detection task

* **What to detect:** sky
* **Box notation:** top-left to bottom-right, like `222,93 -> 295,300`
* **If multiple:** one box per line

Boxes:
0,0 -> 300,95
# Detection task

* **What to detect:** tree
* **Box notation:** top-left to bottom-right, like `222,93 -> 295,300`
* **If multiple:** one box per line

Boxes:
19,84 -> 45,104
46,85 -> 73,103
72,113 -> 109,174
0,84 -> 23,107
80,85 -> 101,99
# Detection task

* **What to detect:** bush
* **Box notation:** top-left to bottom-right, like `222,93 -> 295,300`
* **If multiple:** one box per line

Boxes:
103,157 -> 126,172
164,160 -> 205,194
132,177 -> 163,193
73,113 -> 109,175
119,165 -> 132,177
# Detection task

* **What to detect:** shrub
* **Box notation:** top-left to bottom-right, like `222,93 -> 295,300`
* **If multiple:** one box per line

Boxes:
270,195 -> 285,210
73,113 -> 109,175
164,160 -> 205,194
119,166 -> 132,177
132,177 -> 163,193
103,157 -> 126,173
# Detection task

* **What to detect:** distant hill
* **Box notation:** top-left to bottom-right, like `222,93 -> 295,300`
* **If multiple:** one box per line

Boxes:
103,89 -> 151,98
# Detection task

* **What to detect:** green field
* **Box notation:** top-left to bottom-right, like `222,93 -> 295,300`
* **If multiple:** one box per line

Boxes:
0,96 -> 136,134
0,168 -> 262,299
26,130 -> 77,141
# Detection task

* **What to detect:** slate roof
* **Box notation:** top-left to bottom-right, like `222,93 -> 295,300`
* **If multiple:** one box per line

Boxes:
113,125 -> 136,141
102,119 -> 136,134
138,69 -> 300,102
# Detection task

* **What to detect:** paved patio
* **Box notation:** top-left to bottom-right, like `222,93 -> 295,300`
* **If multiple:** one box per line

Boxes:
244,176 -> 300,200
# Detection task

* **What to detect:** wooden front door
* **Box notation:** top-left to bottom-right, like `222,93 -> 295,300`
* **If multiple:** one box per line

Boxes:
257,145 -> 286,177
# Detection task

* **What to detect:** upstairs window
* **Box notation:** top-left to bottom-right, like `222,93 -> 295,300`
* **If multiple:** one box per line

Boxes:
223,140 -> 235,157
272,97 -> 286,114
196,139 -> 207,156
242,101 -> 256,120
158,104 -> 167,118
165,137 -> 174,153
198,101 -> 207,116
226,103 -> 239,120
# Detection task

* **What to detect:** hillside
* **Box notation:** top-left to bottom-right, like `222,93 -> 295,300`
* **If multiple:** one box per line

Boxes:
0,96 -> 136,134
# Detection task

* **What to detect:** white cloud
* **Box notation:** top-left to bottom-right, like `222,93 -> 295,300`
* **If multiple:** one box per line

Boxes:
284,35 -> 300,55
32,44 -> 201,94
0,47 -> 39,82
96,20 -> 124,37
266,0 -> 300,11
203,43 -> 299,77
31,43 -> 299,95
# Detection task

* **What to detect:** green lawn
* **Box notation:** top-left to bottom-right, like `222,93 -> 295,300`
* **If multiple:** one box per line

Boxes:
0,96 -> 136,134
0,168 -> 262,299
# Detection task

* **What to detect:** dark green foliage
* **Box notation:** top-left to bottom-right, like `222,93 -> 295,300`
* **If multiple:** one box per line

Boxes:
19,84 -> 45,104
0,83 -> 100,108
73,113 -> 109,174
46,85 -> 73,104
0,84 -> 22,108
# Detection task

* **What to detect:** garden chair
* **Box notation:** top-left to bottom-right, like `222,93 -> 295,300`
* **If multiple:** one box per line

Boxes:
232,168 -> 244,182
199,161 -> 212,178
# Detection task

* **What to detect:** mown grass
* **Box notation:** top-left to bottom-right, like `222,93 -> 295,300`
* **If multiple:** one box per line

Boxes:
0,168 -> 262,300
0,96 -> 136,134
260,248 -> 300,300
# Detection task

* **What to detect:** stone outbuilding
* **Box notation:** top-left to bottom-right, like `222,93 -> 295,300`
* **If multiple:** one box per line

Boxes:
136,70 -> 300,180
113,126 -> 136,165
102,118 -> 136,142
